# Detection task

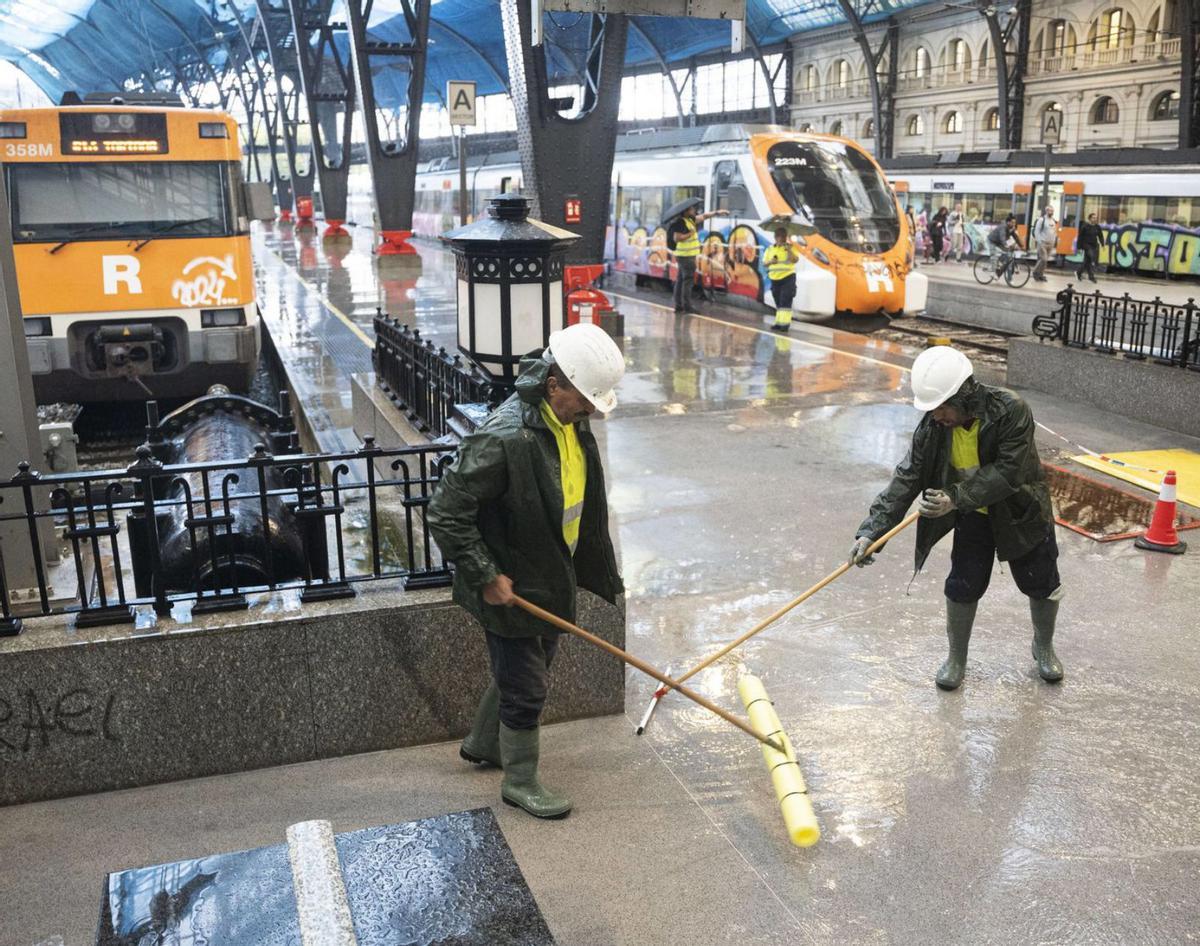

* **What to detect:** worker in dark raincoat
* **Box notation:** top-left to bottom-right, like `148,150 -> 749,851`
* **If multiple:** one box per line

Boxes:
427,323 -> 625,819
849,346 -> 1064,690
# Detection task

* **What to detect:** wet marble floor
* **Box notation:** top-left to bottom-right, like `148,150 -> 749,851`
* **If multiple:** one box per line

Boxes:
3,223 -> 1199,945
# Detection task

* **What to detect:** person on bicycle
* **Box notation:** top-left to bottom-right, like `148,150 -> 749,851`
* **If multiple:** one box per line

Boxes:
987,215 -> 1022,275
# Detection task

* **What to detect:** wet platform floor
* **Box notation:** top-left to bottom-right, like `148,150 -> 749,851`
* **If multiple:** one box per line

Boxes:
3,222 -> 1200,945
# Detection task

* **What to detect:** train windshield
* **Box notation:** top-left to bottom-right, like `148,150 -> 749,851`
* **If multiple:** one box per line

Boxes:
6,161 -> 235,243
765,140 -> 900,253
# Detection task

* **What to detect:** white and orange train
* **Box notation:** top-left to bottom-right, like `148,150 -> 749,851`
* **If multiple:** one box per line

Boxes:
406,124 -> 926,320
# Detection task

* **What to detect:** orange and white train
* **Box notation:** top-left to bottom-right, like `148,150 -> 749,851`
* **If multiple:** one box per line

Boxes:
0,96 -> 265,402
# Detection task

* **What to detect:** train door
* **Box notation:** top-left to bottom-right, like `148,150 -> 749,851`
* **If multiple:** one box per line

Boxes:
712,160 -> 751,221
1012,182 -> 1032,246
1058,181 -> 1084,255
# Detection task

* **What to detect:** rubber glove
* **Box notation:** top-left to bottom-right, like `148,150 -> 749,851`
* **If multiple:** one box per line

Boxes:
848,536 -> 874,567
918,489 -> 956,518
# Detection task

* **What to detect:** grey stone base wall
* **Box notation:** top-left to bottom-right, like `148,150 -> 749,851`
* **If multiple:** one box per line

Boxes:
924,272 -> 1043,334
1007,337 -> 1200,438
0,585 -> 624,806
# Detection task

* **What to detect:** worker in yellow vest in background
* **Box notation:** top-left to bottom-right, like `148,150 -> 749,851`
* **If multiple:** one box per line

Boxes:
669,202 -> 728,315
764,227 -> 800,333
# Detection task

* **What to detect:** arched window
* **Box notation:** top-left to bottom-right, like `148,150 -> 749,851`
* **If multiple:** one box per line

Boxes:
907,114 -> 925,136
1090,96 -> 1120,124
1036,19 -> 1075,56
946,38 -> 971,73
1151,90 -> 1181,120
1090,8 -> 1134,50
983,107 -> 1000,131
912,47 -> 930,78
979,38 -> 990,72
798,122 -> 814,132
942,111 -> 963,134
831,59 -> 850,89
1147,1 -> 1178,42
863,117 -> 876,137
802,65 -> 817,92
829,120 -> 844,136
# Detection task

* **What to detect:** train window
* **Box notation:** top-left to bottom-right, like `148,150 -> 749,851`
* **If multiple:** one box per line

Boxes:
764,139 -> 900,251
711,161 -> 747,214
7,161 -> 232,243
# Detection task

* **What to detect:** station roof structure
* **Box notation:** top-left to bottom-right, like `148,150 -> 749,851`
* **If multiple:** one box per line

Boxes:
0,0 -> 936,107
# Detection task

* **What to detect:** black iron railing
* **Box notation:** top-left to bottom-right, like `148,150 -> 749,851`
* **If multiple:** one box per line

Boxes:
0,438 -> 457,633
373,311 -> 501,438
1034,287 -> 1200,369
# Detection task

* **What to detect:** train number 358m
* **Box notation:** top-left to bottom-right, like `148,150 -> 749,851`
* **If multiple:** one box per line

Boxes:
4,142 -> 53,158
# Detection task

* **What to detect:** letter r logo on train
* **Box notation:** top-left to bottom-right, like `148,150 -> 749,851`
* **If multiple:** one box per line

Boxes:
102,255 -> 143,295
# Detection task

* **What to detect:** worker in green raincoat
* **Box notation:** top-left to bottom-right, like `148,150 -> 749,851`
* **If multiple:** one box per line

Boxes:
849,346 -> 1064,690
427,323 -> 626,819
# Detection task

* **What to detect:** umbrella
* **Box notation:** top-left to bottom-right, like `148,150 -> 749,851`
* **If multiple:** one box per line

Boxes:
761,213 -> 818,238
661,197 -> 703,227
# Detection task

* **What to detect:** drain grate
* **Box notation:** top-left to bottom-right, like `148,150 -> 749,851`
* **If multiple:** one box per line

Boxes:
1044,463 -> 1200,542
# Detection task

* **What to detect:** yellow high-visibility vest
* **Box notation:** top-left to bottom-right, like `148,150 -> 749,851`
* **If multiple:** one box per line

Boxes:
539,400 -> 587,553
951,421 -> 987,515
674,217 -> 701,258
764,244 -> 796,281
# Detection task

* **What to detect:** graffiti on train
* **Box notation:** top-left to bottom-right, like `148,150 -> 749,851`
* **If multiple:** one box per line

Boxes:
608,223 -> 767,302
1065,222 -> 1200,276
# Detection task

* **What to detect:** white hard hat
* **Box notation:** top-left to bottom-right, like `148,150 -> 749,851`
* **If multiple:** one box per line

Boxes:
910,346 -> 973,412
547,323 -> 625,414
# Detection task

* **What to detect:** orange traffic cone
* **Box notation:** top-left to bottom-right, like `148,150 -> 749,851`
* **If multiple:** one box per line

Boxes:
1135,470 -> 1187,554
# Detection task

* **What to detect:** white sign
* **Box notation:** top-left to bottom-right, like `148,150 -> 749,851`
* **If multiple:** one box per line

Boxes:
447,80 -> 476,127
1042,108 -> 1062,146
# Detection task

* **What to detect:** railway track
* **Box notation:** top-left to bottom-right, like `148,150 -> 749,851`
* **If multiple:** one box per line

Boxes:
873,316 -> 1015,362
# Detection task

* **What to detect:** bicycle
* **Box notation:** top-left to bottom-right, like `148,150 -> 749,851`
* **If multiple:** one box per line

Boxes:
973,250 -> 1032,289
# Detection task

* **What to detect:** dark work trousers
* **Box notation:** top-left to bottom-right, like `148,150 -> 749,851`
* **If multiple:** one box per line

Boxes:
930,232 -> 944,262
944,511 -> 1060,604
1077,247 -> 1098,280
771,274 -> 796,310
673,256 -> 697,312
485,631 -> 560,730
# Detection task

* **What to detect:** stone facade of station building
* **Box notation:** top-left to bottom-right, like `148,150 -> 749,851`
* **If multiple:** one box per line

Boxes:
789,0 -> 1183,155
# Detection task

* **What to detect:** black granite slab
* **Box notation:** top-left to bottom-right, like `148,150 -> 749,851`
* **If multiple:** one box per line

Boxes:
93,808 -> 555,946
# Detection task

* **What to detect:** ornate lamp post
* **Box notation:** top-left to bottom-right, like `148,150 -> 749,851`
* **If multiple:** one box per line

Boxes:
444,194 -> 579,388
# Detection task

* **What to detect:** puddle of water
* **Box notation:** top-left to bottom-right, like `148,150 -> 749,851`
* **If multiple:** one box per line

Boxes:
1043,463 -> 1200,541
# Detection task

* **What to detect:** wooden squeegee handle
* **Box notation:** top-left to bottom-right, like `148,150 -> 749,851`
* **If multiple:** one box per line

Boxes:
511,595 -> 782,753
674,511 -> 921,686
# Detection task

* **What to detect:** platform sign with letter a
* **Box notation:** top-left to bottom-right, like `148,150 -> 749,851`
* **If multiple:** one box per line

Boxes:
1042,108 -> 1062,146
448,81 -> 476,127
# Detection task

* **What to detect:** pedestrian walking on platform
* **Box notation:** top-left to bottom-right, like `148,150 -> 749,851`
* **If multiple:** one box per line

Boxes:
1031,205 -> 1058,282
668,202 -> 728,314
948,202 -> 966,262
764,227 -> 799,333
1076,212 -> 1102,283
929,208 -> 948,263
848,346 -> 1064,690
428,323 -> 626,819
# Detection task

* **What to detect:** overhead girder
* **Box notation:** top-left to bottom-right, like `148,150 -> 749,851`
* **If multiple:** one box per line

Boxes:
256,0 -> 316,212
501,0 -> 628,264
980,0 -> 1030,150
344,0 -> 432,250
288,0 -> 356,230
429,19 -> 509,95
1182,0 -> 1199,149
835,0 -> 896,159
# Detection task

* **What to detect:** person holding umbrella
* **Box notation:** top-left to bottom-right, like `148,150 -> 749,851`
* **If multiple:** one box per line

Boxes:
666,198 -> 728,314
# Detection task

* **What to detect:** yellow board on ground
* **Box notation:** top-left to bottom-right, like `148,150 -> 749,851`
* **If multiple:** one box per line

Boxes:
1072,449 -> 1200,508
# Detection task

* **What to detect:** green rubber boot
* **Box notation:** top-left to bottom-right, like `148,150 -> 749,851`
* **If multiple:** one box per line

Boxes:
936,598 -> 977,690
499,724 -> 572,819
459,683 -> 501,767
1030,593 -> 1064,683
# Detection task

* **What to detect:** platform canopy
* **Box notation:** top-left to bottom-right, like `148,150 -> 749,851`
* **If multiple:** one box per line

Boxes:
0,0 -> 937,107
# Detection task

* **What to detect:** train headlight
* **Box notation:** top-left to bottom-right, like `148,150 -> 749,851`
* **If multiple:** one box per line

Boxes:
201,308 -> 245,327
92,114 -> 112,132
811,247 -> 831,266
23,317 -> 51,337
117,113 -> 136,131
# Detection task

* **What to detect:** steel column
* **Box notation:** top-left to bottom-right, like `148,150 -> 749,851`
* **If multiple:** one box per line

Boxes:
345,0 -> 432,253
501,0 -> 628,264
982,0 -> 1031,150
288,0 -> 356,231
836,1 -> 897,158
1181,1 -> 1200,149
